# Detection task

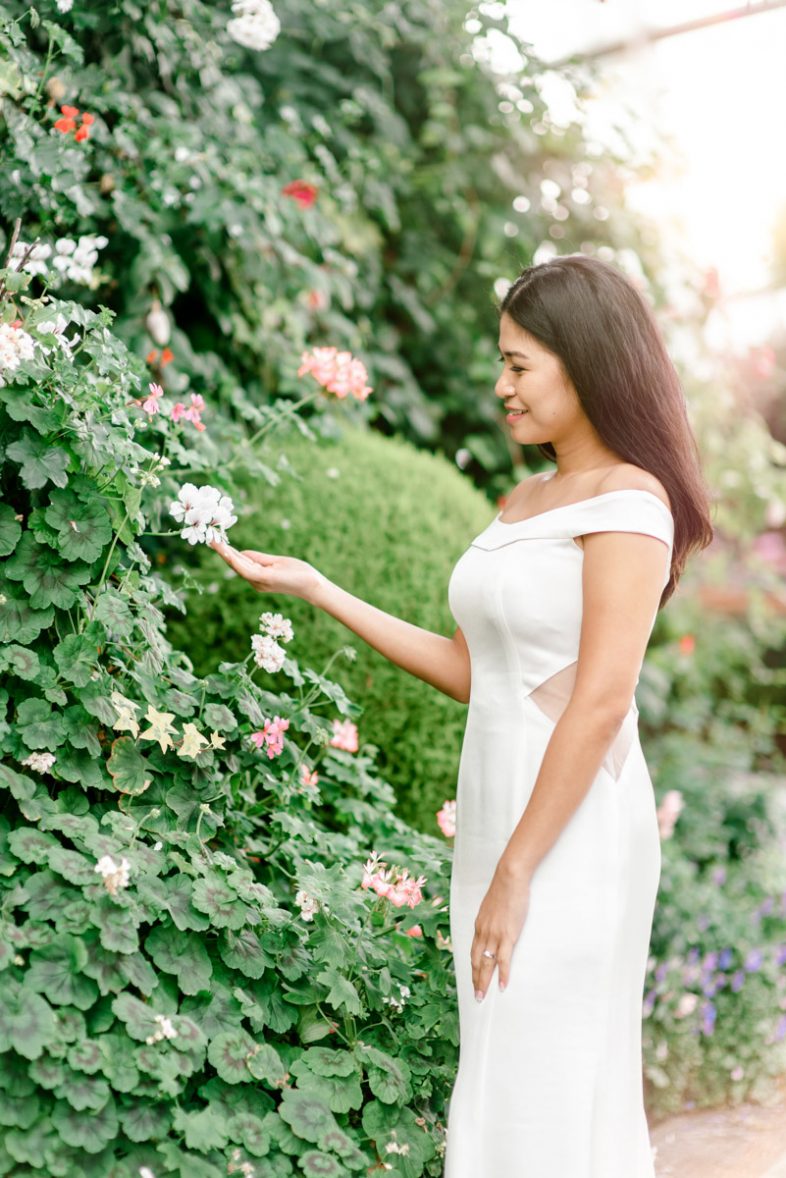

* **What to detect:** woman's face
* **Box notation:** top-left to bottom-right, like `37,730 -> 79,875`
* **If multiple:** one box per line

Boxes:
495,312 -> 583,445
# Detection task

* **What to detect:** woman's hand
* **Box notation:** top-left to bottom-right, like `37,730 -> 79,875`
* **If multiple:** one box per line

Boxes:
208,538 -> 326,602
471,866 -> 531,1000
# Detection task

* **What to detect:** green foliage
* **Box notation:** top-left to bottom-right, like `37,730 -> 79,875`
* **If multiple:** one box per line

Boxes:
0,287 -> 457,1174
166,424 -> 492,831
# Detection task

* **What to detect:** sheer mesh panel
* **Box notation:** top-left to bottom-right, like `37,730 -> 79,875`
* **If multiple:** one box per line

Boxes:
526,660 -> 636,781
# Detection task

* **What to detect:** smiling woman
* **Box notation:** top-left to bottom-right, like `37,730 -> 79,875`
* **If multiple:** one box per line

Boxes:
438,254 -> 715,1178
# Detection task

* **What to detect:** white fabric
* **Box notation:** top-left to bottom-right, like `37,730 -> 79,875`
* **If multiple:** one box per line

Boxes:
443,489 -> 674,1178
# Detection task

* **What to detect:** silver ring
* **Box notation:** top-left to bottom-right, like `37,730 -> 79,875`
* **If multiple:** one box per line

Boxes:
481,949 -> 496,959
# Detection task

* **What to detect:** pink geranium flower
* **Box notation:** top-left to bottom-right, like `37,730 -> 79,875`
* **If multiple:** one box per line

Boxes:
250,715 -> 290,759
135,381 -> 163,416
436,799 -> 456,838
360,851 -> 427,909
297,345 -> 372,402
329,718 -> 358,753
171,393 -> 206,431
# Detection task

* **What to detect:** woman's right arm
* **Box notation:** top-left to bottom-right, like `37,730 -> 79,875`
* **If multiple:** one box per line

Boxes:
308,575 -> 471,704
208,539 -> 471,704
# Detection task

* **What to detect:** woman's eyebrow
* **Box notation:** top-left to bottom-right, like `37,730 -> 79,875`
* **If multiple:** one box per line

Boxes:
498,348 -> 530,359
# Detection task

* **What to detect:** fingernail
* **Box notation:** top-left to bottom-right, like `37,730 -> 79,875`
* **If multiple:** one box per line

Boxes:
475,990 -> 484,1002
499,982 -> 506,992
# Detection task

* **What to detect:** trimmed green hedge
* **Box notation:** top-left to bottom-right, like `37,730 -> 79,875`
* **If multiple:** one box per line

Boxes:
165,423 -> 495,832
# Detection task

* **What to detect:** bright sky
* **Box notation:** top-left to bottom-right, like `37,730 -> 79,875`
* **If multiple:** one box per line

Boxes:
479,0 -> 786,346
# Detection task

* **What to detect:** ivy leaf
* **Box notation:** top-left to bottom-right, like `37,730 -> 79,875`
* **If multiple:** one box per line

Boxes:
120,1101 -> 170,1142
172,1105 -> 229,1153
44,489 -> 112,563
0,644 -> 40,681
206,1029 -> 257,1085
5,533 -> 92,609
0,578 -> 53,643
51,1094 -> 118,1153
294,1047 -> 360,1079
144,926 -> 213,995
54,1072 -> 112,1112
25,934 -> 99,1010
278,1088 -> 339,1145
53,629 -> 102,688
6,432 -> 70,489
219,927 -> 271,979
315,965 -> 363,1016
156,874 -> 210,933
107,736 -> 151,795
361,1046 -> 412,1105
0,504 -> 22,556
226,1111 -> 271,1158
16,697 -> 67,750
192,875 -> 246,929
294,1068 -> 364,1115
0,979 -> 58,1059
93,589 -> 133,638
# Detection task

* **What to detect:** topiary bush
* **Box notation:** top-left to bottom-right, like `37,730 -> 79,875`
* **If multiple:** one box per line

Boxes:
0,272 -> 459,1174
164,423 -> 494,834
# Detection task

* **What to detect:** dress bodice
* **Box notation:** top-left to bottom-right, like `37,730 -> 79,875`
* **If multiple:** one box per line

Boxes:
447,490 -> 674,699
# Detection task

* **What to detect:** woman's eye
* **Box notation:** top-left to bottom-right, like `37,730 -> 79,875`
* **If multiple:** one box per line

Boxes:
497,357 -> 525,373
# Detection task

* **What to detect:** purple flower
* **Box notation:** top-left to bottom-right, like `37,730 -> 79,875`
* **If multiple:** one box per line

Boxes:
776,944 -> 786,967
701,1000 -> 717,1035
745,948 -> 764,973
775,1014 -> 786,1043
712,866 -> 727,886
718,947 -> 733,970
759,896 -> 775,916
643,989 -> 657,1017
655,963 -> 668,983
687,947 -> 700,965
702,950 -> 719,972
731,970 -> 746,992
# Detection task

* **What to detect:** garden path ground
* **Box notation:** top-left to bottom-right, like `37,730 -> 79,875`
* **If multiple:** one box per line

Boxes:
651,1074 -> 786,1177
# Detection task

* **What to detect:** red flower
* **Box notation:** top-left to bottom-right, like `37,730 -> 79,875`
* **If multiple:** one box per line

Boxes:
282,180 -> 318,208
146,349 -> 159,364
53,104 -> 95,142
678,634 -> 695,655
160,347 -> 174,366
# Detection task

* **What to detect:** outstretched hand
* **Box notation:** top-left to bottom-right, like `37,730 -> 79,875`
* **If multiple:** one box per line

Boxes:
207,538 -> 325,602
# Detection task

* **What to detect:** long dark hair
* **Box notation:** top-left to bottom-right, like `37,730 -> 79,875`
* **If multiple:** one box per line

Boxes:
497,253 -> 714,607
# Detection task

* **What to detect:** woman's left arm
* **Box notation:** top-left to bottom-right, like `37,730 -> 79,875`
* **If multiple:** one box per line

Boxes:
471,528 -> 671,1000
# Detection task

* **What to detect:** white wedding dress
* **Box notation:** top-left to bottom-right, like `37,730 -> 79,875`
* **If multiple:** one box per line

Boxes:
443,486 -> 674,1178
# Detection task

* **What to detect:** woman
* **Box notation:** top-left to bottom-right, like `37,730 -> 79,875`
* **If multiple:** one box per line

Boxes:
210,254 -> 714,1177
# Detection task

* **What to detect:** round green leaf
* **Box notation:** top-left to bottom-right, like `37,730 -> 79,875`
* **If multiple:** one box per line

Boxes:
107,736 -> 151,795
0,504 -> 22,556
52,1094 -> 118,1153
45,490 -> 112,563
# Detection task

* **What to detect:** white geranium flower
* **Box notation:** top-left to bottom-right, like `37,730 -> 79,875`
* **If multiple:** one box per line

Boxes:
169,483 -> 237,545
94,854 -> 131,896
251,632 -> 286,672
295,889 -> 320,921
227,0 -> 281,52
20,751 -> 56,774
0,321 -> 36,387
259,611 -> 294,643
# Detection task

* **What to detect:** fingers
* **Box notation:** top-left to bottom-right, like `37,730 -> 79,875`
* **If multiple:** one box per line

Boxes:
208,539 -> 259,579
471,938 -> 512,999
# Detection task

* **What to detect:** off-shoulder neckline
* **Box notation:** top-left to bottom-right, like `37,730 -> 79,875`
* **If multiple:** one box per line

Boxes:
494,487 -> 674,528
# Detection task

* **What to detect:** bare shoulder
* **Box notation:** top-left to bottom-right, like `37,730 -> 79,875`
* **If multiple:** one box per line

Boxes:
597,463 -> 672,513
505,471 -> 550,507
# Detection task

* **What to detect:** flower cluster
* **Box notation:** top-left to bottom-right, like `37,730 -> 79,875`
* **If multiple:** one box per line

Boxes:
169,483 -> 237,545
145,1013 -> 178,1045
299,764 -> 319,792
251,611 -> 295,672
20,751 -> 56,774
12,235 -> 108,286
295,889 -> 321,921
36,312 -> 80,359
361,851 -> 427,909
382,983 -> 412,1013
251,715 -> 290,759
94,854 -> 131,896
171,393 -> 206,430
0,320 -> 36,387
436,799 -> 456,838
329,718 -> 358,752
282,180 -> 318,208
227,0 -> 281,52
297,345 -> 373,402
53,103 -> 95,142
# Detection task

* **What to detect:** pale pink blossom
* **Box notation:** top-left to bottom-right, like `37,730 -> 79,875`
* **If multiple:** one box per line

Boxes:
250,715 -> 290,759
251,632 -> 287,672
403,924 -> 423,937
297,345 -> 373,402
656,789 -> 684,840
361,852 -> 426,909
139,381 -> 164,415
436,799 -> 456,838
299,764 -> 319,790
330,718 -> 358,752
259,611 -> 294,643
675,992 -> 698,1019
